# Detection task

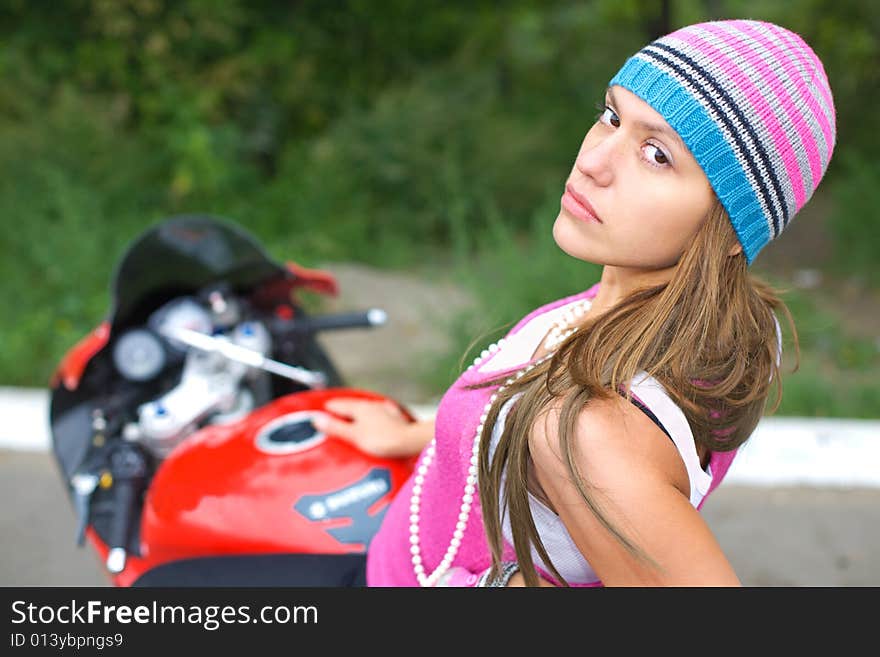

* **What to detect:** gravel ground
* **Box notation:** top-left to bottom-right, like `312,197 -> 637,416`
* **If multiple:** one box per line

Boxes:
2,448 -> 878,586
311,261 -> 475,405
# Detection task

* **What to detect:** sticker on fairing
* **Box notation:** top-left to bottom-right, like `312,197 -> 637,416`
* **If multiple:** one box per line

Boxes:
293,468 -> 392,547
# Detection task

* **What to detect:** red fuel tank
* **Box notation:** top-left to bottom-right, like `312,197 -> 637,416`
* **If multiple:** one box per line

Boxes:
140,388 -> 417,565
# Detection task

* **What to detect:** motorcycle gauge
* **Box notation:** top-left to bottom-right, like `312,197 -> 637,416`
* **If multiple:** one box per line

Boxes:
147,297 -> 214,354
113,328 -> 167,382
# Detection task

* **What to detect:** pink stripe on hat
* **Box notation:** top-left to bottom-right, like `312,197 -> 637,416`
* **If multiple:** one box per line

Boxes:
770,23 -> 837,127
671,25 -> 809,209
740,21 -> 836,186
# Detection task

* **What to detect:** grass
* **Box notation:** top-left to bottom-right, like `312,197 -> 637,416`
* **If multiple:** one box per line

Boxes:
768,285 -> 880,419
1,25 -> 877,417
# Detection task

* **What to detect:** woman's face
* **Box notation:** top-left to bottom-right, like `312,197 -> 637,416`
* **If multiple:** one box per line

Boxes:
553,85 -> 716,270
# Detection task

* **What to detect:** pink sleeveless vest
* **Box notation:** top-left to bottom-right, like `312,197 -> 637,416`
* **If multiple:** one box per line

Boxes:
365,283 -> 738,586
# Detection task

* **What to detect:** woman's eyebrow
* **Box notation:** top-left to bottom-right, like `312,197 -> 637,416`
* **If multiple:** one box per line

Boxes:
606,87 -> 687,152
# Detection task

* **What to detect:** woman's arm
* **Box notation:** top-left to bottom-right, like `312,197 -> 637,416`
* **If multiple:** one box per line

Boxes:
528,394 -> 741,587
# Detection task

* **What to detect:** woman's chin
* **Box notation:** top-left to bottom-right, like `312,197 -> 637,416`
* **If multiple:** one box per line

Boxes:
552,215 -> 600,263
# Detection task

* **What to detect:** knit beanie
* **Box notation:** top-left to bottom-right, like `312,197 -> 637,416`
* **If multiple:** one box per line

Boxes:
609,19 -> 836,265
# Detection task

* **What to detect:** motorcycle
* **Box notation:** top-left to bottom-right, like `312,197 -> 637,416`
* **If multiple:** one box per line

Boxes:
49,214 -> 417,586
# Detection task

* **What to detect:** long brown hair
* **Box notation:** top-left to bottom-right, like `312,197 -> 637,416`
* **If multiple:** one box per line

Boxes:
475,199 -> 800,586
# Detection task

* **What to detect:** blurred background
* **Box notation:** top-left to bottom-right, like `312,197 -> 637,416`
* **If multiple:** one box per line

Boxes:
1,0 -> 879,407
0,0 -> 878,586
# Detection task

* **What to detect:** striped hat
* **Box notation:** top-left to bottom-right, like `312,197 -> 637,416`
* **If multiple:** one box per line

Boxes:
609,20 -> 836,265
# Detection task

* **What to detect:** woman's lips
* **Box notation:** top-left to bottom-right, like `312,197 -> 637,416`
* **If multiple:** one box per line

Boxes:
561,184 -> 602,224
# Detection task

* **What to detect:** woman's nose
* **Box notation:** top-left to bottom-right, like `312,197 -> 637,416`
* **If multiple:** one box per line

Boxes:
575,133 -> 616,187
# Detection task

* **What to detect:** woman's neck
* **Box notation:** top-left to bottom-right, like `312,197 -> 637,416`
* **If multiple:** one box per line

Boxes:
590,264 -> 676,316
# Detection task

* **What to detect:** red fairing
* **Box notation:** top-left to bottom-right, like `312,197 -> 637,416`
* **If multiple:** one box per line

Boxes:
50,321 -> 111,390
138,389 -> 416,568
285,261 -> 339,297
84,528 -> 151,588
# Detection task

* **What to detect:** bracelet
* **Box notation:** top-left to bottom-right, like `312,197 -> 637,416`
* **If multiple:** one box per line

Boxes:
475,562 -> 520,587
435,566 -> 480,587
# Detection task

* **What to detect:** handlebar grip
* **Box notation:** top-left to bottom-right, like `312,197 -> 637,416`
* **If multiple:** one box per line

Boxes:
277,309 -> 387,334
105,445 -> 147,574
107,478 -> 137,553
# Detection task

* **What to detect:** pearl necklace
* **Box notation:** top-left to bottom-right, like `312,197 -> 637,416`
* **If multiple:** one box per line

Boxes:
409,297 -> 592,586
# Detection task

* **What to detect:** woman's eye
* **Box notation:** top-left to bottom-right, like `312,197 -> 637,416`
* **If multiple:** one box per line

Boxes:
595,104 -> 620,128
644,143 -> 670,166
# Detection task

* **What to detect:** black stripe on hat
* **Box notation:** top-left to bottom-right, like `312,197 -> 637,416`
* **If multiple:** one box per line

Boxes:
647,41 -> 789,236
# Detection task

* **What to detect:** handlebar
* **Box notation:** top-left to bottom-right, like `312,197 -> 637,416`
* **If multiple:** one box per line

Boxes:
269,308 -> 387,336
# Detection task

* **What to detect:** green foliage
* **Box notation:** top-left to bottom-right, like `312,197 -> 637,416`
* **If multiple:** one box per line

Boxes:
825,152 -> 880,288
759,280 -> 880,418
0,91 -> 157,385
1,0 -> 877,417
774,356 -> 880,419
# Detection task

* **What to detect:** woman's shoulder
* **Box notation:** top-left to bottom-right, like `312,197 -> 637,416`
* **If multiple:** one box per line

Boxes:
528,392 -> 740,586
529,393 -> 692,499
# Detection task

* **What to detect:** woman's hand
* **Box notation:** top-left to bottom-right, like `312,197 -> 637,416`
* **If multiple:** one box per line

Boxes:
312,398 -> 434,458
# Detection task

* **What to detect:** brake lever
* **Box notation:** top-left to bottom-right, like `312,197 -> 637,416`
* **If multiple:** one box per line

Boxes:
70,472 -> 99,546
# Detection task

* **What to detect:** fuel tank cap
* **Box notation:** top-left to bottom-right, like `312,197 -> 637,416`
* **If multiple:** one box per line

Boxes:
255,411 -> 327,454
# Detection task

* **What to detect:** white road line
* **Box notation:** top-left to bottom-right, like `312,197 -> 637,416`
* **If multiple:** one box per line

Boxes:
725,417 -> 880,487
0,387 -> 52,452
4,388 -> 879,487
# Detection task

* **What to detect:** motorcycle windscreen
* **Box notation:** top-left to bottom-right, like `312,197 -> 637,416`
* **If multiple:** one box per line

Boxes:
109,215 -> 289,329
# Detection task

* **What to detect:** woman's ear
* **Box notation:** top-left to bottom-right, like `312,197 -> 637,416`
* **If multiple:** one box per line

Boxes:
728,243 -> 743,257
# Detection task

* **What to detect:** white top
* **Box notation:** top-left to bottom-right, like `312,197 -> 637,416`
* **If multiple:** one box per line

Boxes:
479,299 -> 713,584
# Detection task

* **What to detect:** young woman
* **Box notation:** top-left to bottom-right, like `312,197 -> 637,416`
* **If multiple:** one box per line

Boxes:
312,19 -> 836,587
